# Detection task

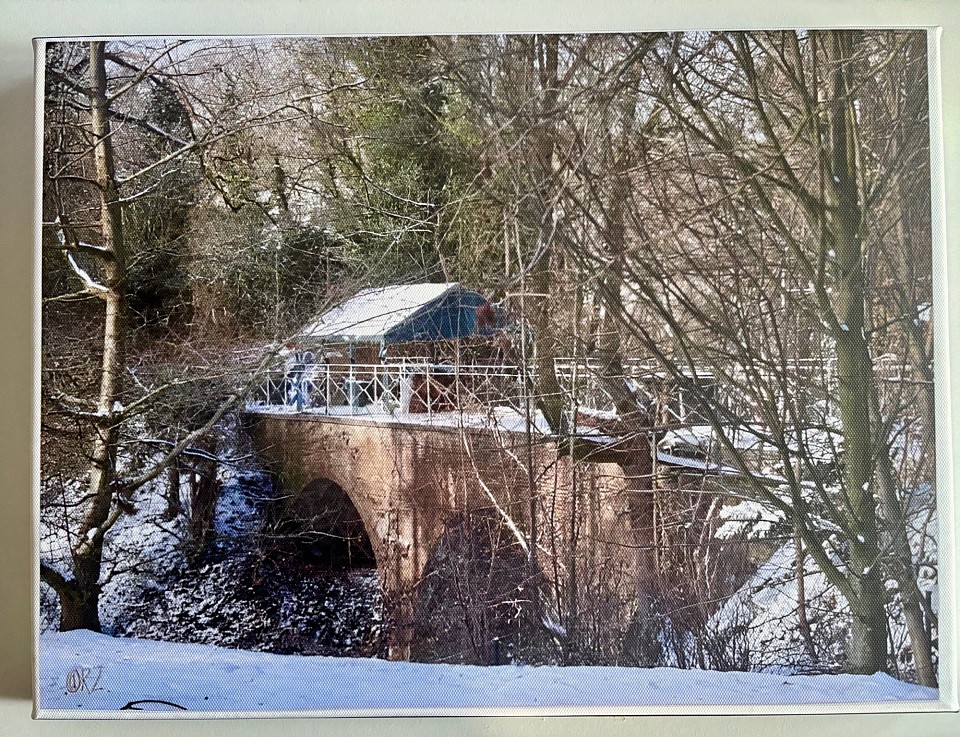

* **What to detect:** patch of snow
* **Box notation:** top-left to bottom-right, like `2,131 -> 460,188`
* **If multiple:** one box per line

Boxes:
246,403 -> 560,437
656,451 -> 774,482
711,540 -> 851,675
66,252 -> 108,293
541,612 -> 567,640
714,500 -> 785,541
37,631 -> 938,715
712,487 -> 939,685
658,425 -> 773,457
96,476 -> 190,634
577,407 -> 619,422
211,469 -> 271,545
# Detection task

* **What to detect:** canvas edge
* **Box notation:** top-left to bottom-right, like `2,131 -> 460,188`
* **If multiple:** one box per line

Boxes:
927,25 -> 960,713
31,36 -> 47,722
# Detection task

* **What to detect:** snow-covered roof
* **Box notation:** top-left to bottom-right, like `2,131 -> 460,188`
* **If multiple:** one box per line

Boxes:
299,283 -> 467,343
657,451 -> 787,487
657,450 -> 741,476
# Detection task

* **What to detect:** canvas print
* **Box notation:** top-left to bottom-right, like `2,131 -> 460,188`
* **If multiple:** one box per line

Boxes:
36,31 -> 946,715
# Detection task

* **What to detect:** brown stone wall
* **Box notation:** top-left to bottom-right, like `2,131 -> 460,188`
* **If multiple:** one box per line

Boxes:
243,411 -> 660,658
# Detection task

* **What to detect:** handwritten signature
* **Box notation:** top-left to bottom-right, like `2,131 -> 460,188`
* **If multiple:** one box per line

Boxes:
64,665 -> 104,695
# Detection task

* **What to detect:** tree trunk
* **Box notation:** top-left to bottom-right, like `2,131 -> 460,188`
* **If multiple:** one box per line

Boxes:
873,442 -> 938,686
903,598 -> 937,686
59,589 -> 101,632
795,532 -> 818,663
526,35 -> 567,436
186,439 -> 221,562
164,462 -> 183,522
41,564 -> 101,632
846,575 -> 890,675
821,30 -> 888,675
56,40 -> 129,633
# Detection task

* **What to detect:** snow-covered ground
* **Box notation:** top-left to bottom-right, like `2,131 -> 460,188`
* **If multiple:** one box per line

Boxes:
707,482 -> 939,681
37,630 -> 940,716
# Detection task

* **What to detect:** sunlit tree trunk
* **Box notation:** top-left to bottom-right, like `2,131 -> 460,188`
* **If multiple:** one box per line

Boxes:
41,41 -> 127,632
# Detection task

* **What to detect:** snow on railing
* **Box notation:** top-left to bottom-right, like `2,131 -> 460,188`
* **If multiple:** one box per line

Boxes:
554,356 -> 701,421
553,355 -> 847,424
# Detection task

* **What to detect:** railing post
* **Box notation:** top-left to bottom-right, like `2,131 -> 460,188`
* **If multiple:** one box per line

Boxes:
349,362 -> 356,416
426,363 -> 432,422
324,363 -> 331,415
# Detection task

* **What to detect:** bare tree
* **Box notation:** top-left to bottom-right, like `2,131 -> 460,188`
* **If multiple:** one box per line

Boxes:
561,30 -> 936,683
39,40 -> 305,631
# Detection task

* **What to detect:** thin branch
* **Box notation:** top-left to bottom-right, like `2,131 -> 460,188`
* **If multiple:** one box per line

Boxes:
65,253 -> 108,294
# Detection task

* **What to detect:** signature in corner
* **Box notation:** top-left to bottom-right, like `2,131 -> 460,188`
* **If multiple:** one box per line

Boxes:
64,665 -> 104,695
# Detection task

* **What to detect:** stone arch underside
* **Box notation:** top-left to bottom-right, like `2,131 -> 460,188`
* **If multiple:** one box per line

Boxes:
285,477 -> 377,569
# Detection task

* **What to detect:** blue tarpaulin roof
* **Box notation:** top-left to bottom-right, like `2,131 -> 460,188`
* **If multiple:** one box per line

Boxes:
299,283 -> 500,344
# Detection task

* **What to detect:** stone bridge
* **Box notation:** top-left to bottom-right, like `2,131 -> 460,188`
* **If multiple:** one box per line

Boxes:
243,409 -> 657,659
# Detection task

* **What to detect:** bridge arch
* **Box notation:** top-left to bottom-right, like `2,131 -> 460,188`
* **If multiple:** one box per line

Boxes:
244,412 -> 642,659
279,477 -> 378,569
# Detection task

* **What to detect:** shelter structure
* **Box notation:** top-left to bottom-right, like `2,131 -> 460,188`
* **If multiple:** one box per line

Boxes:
257,283 -> 512,416
299,282 -> 502,353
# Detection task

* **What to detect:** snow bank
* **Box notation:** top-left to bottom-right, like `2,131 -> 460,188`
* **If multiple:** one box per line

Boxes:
37,630 -> 939,716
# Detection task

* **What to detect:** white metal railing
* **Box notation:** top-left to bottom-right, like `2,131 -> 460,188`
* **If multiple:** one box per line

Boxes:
556,356 -> 829,424
555,352 -> 926,426
247,352 -> 922,425
554,357 -> 682,420
246,360 -> 526,420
